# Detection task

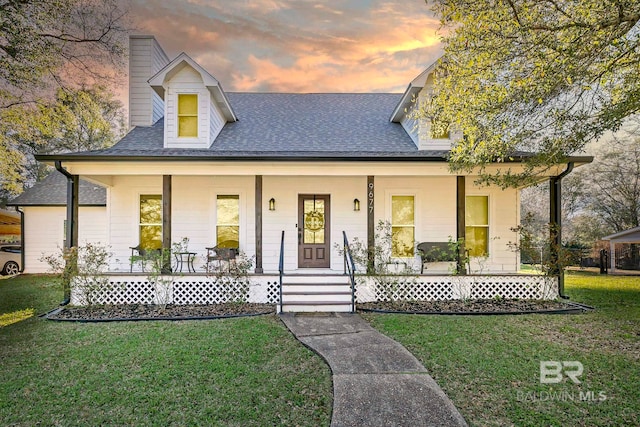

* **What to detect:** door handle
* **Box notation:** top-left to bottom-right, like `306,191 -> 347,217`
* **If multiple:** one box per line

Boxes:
298,228 -> 302,245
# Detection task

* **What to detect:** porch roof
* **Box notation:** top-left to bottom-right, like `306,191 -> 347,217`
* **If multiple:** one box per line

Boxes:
6,172 -> 106,207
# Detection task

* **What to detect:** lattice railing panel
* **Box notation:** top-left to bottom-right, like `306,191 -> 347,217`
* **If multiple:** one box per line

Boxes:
70,275 -> 281,306
372,279 -> 455,302
355,275 -> 557,302
467,276 -> 556,300
78,280 -> 156,305
172,279 -> 249,305
260,280 -> 281,304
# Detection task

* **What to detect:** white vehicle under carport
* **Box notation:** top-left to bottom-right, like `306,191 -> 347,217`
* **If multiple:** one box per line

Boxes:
0,245 -> 21,275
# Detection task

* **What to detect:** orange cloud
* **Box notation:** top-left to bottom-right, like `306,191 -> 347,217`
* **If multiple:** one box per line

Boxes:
130,0 -> 443,92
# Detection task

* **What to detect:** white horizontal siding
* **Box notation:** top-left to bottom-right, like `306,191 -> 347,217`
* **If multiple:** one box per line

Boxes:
108,175 -> 161,271
209,96 -> 226,146
466,184 -> 520,273
22,207 -> 107,273
400,102 -> 419,148
413,87 -> 458,151
107,175 -> 255,272
128,36 -> 169,128
262,176 -> 367,273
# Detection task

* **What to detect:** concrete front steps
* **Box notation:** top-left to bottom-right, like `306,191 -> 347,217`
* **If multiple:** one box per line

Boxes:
280,274 -> 354,313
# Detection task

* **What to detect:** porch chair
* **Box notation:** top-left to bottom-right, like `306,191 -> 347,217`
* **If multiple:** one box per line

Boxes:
205,244 -> 239,272
129,245 -> 162,272
416,242 -> 457,274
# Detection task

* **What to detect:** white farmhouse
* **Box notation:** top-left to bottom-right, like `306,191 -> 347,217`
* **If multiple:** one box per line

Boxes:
30,36 -> 591,311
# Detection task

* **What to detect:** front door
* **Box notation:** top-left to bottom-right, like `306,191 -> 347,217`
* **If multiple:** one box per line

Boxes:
298,194 -> 330,268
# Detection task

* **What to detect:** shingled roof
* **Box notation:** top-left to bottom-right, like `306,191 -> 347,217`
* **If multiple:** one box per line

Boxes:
7,172 -> 106,207
37,93 -> 453,161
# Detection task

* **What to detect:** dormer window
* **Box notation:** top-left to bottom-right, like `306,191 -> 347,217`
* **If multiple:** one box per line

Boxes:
149,52 -> 237,148
431,128 -> 450,139
430,120 -> 450,139
178,94 -> 198,137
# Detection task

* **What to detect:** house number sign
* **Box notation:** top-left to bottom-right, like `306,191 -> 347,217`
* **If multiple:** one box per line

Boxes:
368,181 -> 374,213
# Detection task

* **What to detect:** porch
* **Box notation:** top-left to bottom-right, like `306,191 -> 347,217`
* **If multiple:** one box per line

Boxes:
70,271 -> 558,313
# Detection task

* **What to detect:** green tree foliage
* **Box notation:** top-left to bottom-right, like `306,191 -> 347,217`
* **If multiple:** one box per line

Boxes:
573,128 -> 640,234
0,0 -> 129,201
0,0 -> 129,107
521,124 -> 640,248
0,85 -> 125,198
425,0 -> 640,186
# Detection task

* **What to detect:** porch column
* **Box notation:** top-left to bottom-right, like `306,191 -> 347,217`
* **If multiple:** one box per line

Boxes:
456,176 -> 466,274
162,175 -> 172,273
66,175 -> 79,251
255,175 -> 263,273
550,163 -> 574,297
367,176 -> 374,273
609,241 -> 616,272
56,161 -> 78,303
549,176 -> 561,280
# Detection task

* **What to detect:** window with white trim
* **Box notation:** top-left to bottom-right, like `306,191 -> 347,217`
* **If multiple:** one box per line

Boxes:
465,195 -> 489,257
216,195 -> 239,248
391,195 -> 415,257
139,194 -> 162,249
178,94 -> 198,137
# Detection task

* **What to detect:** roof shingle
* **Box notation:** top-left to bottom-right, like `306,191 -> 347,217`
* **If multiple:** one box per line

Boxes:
59,93 -> 429,159
7,172 -> 106,206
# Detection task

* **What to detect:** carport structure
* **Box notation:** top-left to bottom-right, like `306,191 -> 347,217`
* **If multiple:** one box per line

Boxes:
601,226 -> 640,273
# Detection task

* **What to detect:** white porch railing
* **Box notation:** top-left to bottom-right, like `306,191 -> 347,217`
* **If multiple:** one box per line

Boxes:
355,275 -> 558,302
69,273 -> 557,306
70,274 -> 281,306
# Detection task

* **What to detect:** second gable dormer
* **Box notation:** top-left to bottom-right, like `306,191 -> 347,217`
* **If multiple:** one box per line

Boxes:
148,53 -> 237,149
390,57 -> 462,151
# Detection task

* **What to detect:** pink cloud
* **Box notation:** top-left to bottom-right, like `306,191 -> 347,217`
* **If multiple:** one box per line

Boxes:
129,0 -> 443,92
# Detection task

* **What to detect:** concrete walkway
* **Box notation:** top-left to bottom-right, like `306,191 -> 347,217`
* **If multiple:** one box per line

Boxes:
280,313 -> 468,427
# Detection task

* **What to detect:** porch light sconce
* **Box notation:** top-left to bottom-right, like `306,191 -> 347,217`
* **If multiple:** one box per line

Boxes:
269,198 -> 276,211
353,198 -> 360,211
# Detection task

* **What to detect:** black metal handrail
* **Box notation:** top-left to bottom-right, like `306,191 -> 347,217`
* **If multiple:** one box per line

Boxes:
278,230 -> 285,313
342,231 -> 357,313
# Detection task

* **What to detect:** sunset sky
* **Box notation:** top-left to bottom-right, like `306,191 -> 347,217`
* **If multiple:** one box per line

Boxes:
129,0 -> 444,93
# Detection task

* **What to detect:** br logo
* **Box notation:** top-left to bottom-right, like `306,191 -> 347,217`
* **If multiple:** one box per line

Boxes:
540,361 -> 583,384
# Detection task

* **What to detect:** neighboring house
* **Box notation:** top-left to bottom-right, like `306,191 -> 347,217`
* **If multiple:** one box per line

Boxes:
601,227 -> 640,272
32,35 -> 591,311
7,172 -> 107,273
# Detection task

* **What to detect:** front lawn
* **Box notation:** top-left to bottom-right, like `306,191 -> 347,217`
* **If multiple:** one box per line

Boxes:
364,271 -> 640,427
0,275 -> 332,426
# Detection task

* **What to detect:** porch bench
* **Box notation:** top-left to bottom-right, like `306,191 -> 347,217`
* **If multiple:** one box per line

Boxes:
417,242 -> 457,274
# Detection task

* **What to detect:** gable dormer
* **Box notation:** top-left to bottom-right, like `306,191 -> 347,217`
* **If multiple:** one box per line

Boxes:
390,57 -> 462,151
148,53 -> 237,149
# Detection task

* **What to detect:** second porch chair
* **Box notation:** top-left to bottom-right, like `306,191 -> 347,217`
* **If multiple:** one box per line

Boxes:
205,245 -> 239,272
129,245 -> 162,272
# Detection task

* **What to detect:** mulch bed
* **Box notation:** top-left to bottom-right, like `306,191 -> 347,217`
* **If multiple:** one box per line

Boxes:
47,303 -> 275,321
359,299 -> 590,315
45,300 -> 590,321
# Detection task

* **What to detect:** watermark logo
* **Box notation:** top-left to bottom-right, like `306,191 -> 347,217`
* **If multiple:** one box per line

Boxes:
540,360 -> 583,384
515,360 -> 607,402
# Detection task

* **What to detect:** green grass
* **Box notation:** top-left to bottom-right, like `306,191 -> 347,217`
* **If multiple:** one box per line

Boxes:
0,275 -> 332,426
364,271 -> 640,427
